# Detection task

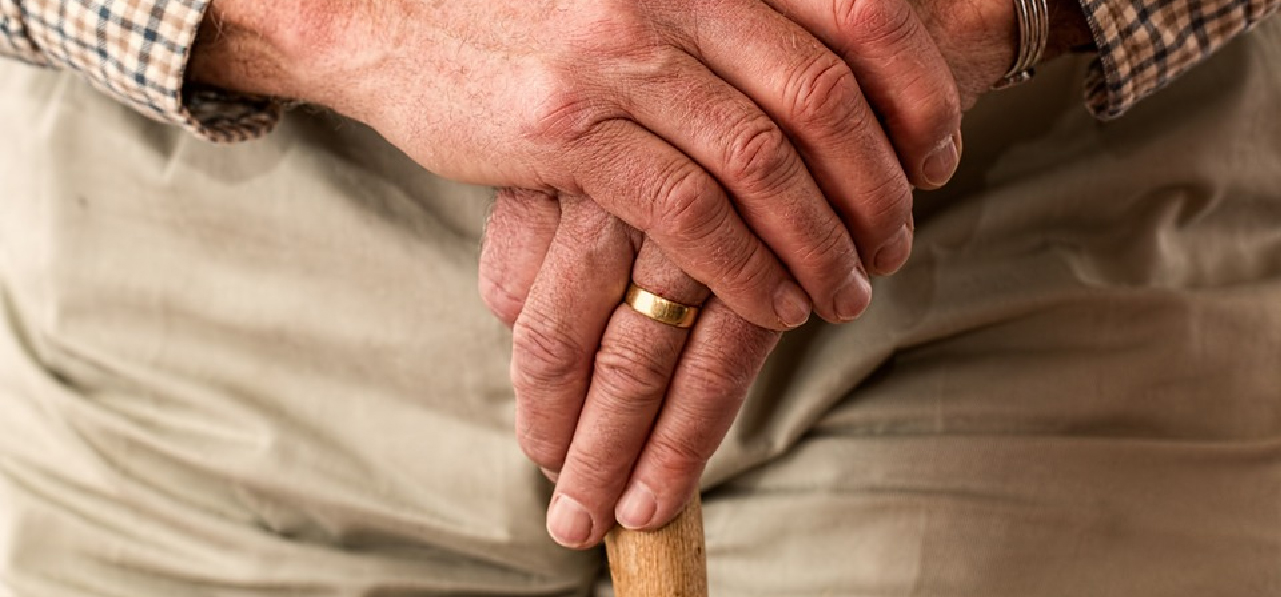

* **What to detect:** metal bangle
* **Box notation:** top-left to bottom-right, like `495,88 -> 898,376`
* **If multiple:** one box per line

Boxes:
993,0 -> 1049,89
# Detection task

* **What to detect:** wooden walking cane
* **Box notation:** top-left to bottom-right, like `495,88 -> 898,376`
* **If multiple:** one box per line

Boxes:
605,494 -> 708,597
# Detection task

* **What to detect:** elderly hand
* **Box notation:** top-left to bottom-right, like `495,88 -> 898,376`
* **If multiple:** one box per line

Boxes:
481,188 -> 782,549
192,0 -> 965,331
476,0 -> 1094,550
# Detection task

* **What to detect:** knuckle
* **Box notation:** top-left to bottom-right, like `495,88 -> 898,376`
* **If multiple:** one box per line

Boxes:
657,189 -> 775,304
681,358 -> 748,404
519,69 -> 626,149
928,82 -> 963,131
478,275 -> 525,327
875,65 -> 962,153
514,393 -> 572,471
616,44 -> 692,86
565,455 -> 624,494
790,219 -> 857,274
841,92 -> 879,141
510,315 -> 589,392
678,343 -> 756,410
893,70 -> 962,135
711,240 -> 778,304
570,2 -> 660,56
722,121 -> 799,196
786,55 -> 863,132
834,0 -> 960,151
859,171 -> 914,235
839,0 -> 920,49
522,8 -> 682,148
516,422 -> 569,471
649,164 -> 727,247
646,432 -> 714,477
592,337 -> 673,404
567,6 -> 694,84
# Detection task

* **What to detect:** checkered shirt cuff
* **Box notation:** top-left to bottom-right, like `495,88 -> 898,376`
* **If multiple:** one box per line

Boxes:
1,0 -> 50,65
0,0 -> 277,141
1081,0 -> 1280,118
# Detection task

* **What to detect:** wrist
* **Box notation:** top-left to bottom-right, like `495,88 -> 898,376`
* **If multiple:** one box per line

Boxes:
187,0 -> 384,108
917,0 -> 1094,103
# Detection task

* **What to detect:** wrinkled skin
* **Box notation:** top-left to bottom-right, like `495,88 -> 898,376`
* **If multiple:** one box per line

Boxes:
193,0 -> 1089,551
478,0 -> 1091,549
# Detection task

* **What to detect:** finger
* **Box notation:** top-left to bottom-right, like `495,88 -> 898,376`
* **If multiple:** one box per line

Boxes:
613,50 -> 872,324
510,196 -> 638,475
479,188 -> 561,327
565,119 -> 814,331
545,241 -> 708,549
764,0 -> 964,193
670,0 -> 920,277
614,297 -> 781,532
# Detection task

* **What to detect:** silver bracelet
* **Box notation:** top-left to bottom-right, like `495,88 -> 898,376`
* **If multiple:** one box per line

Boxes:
993,0 -> 1050,89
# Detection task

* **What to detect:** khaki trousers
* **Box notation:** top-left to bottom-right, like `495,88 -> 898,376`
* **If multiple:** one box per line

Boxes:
2,18 -> 1280,597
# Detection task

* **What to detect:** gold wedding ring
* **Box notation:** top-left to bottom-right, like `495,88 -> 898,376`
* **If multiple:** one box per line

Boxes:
623,283 -> 700,329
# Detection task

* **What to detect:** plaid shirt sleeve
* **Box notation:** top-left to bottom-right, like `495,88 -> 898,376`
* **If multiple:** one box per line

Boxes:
0,0 -> 277,141
1081,0 -> 1281,118
3,1 -> 1279,134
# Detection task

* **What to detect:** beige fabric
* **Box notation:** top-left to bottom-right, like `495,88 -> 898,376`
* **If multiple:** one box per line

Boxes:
0,70 -> 594,595
705,19 -> 1281,595
2,18 -> 1281,597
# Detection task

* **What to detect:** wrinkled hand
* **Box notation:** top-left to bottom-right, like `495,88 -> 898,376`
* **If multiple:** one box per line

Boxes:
194,0 -> 965,330
481,188 -> 781,549
474,0 -> 1095,551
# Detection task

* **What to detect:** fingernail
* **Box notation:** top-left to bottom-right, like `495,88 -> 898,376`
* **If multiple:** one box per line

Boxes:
547,494 -> 594,548
540,468 -> 560,483
872,222 -> 913,275
773,281 -> 811,329
616,482 -> 657,530
834,270 -> 872,322
922,133 -> 960,188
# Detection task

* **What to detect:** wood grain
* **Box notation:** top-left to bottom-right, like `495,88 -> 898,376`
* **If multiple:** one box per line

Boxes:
605,494 -> 708,597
